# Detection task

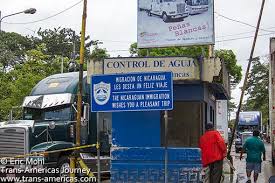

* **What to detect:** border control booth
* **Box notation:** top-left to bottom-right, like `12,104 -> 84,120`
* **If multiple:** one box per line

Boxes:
89,56 -> 230,182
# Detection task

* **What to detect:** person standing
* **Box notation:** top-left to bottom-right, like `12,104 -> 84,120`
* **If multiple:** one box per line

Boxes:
240,130 -> 266,183
199,123 -> 227,183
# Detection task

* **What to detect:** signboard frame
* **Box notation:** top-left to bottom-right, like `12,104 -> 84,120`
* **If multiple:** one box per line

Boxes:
137,0 -> 215,48
91,71 -> 173,112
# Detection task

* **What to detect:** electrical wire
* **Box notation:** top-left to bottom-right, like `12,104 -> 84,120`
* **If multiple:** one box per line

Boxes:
2,0 -> 83,25
216,32 -> 275,43
102,26 -> 275,44
101,12 -> 275,44
216,26 -> 275,39
107,32 -> 275,53
99,40 -> 133,43
108,49 -> 129,52
2,1 -> 273,44
215,12 -> 275,33
2,2 -> 273,54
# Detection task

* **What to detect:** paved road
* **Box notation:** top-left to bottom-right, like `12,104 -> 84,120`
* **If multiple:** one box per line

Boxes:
224,142 -> 275,183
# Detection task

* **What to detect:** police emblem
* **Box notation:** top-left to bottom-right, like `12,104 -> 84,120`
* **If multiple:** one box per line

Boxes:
93,82 -> 111,105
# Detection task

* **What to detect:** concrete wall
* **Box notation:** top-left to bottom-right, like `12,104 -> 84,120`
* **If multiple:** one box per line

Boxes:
87,60 -> 103,84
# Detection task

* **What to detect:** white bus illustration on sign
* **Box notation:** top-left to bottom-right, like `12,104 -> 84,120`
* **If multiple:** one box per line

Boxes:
141,0 -> 189,22
186,0 -> 208,15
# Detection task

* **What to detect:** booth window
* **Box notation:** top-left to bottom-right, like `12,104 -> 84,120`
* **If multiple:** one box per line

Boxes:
161,101 -> 203,147
210,106 -> 213,122
209,105 -> 215,124
212,107 -> 215,124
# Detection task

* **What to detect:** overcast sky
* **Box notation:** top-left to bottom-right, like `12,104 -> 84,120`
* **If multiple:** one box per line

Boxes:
1,0 -> 275,116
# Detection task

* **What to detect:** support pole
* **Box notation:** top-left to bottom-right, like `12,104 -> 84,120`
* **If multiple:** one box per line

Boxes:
227,0 -> 266,168
73,31 -> 76,63
61,56 -> 64,73
9,109 -> 12,121
97,113 -> 101,183
76,0 -> 87,147
164,111 -> 168,183
73,1 -> 87,182
208,44 -> 214,58
70,156 -> 76,183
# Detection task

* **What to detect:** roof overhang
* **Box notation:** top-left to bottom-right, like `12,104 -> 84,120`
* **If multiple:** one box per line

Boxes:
208,83 -> 229,100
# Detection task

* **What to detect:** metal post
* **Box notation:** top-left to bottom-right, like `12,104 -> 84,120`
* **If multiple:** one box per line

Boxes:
46,126 -> 49,143
73,31 -> 76,63
76,0 -> 87,147
70,156 -> 76,183
97,113 -> 101,183
227,0 -> 266,164
164,111 -> 168,183
9,109 -> 12,121
61,56 -> 64,73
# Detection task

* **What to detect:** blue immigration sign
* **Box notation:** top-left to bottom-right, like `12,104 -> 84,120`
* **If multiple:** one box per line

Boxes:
91,72 -> 173,112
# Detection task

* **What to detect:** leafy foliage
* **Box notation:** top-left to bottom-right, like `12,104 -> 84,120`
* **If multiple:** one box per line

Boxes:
0,28 -> 94,120
0,32 -> 34,71
130,43 -> 242,87
228,99 -> 237,112
243,57 -> 269,125
215,50 -> 242,88
0,44 -> 67,120
130,42 -> 208,58
129,43 -> 242,113
90,45 -> 110,61
36,27 -> 92,59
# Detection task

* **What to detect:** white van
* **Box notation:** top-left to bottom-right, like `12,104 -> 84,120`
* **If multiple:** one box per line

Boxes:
149,0 -> 189,22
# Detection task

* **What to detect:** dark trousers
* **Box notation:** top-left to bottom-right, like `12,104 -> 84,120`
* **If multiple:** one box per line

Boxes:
209,159 -> 223,183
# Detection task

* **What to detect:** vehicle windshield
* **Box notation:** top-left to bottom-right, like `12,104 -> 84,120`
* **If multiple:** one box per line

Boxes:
23,105 -> 72,122
164,0 -> 176,2
187,0 -> 208,5
238,125 -> 259,132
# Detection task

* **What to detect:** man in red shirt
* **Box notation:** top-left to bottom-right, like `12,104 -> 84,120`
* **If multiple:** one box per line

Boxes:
199,123 -> 227,183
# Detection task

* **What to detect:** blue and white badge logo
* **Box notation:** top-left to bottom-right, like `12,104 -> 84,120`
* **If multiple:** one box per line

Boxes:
93,82 -> 111,105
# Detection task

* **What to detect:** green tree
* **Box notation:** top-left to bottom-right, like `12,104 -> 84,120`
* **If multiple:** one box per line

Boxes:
243,57 -> 269,125
0,32 -> 34,71
215,50 -> 242,88
130,42 -> 208,58
0,44 -> 68,120
36,27 -> 93,59
228,100 -> 237,112
129,43 -> 242,113
90,45 -> 110,61
129,43 -> 242,87
0,27 -> 99,120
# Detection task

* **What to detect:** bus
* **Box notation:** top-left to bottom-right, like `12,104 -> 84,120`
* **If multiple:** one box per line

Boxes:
186,0 -> 208,15
235,111 -> 262,153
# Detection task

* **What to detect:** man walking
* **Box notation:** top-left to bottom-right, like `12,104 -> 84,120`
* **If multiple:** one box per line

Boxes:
199,123 -> 227,183
240,130 -> 266,183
